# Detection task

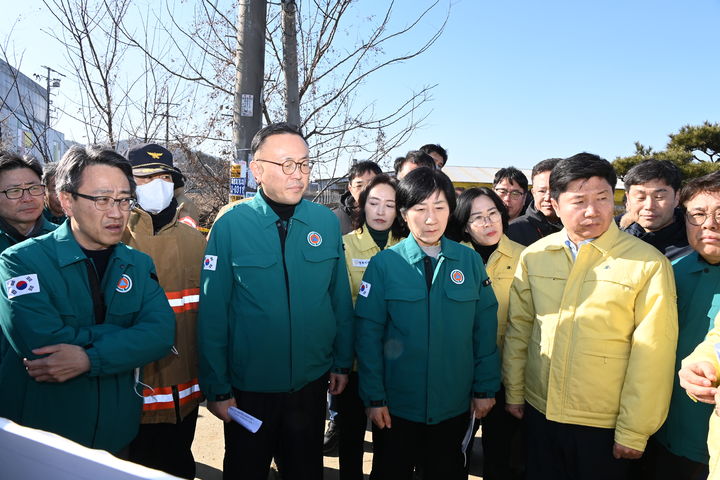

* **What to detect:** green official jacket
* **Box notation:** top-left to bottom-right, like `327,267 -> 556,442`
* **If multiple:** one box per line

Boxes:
0,216 -> 57,363
355,235 -> 500,424
0,216 -> 57,252
198,191 -> 354,399
0,222 -> 175,453
654,251 -> 719,464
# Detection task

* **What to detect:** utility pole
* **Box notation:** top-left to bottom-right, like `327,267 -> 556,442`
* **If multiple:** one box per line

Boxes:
35,66 -> 64,163
281,0 -> 300,126
156,91 -> 178,147
231,0 -> 267,202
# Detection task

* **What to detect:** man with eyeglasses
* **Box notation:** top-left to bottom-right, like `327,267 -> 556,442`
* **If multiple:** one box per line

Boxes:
121,143 -> 207,479
507,159 -> 563,246
198,122 -> 353,480
647,171 -> 720,480
0,151 -> 57,252
493,166 -> 529,221
0,145 -> 174,456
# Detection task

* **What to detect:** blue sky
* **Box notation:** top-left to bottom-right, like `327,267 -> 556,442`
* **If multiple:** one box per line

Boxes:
3,0 -> 720,170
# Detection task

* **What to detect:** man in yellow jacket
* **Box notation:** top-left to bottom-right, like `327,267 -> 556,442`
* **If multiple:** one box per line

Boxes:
503,153 -> 678,480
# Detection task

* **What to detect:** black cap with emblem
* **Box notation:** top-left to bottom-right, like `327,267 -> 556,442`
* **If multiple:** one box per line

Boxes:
125,143 -> 185,187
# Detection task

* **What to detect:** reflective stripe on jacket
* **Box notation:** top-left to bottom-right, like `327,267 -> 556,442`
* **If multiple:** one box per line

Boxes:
503,222 -> 678,452
123,205 -> 206,424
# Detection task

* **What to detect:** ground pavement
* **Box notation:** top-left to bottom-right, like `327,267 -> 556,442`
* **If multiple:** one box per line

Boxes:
191,404 -> 485,480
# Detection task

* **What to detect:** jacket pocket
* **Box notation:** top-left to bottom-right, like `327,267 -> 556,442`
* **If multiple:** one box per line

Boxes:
231,254 -> 277,288
566,349 -> 628,415
384,287 -> 425,337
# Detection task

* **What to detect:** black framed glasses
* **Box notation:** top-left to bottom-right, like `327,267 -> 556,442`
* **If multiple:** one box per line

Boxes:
254,158 -> 312,175
686,210 -> 720,226
72,192 -> 137,211
494,188 -> 525,199
0,184 -> 45,199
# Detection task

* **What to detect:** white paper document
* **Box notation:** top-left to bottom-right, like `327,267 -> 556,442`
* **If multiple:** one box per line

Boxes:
228,406 -> 263,433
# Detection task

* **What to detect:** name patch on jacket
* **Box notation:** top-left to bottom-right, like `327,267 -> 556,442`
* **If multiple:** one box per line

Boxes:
203,255 -> 218,271
352,258 -> 370,268
6,274 -> 40,299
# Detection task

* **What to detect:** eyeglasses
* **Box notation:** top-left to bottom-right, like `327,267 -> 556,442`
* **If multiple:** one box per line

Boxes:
72,192 -> 137,211
686,210 -> 720,226
0,184 -> 45,199
495,188 -> 525,199
469,211 -> 502,225
255,159 -> 312,175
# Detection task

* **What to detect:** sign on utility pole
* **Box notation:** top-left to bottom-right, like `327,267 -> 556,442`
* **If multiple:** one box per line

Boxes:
231,0 -> 267,202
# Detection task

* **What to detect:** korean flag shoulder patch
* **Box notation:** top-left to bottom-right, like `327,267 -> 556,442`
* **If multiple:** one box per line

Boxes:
203,255 -> 218,271
6,274 -> 40,299
358,281 -> 371,298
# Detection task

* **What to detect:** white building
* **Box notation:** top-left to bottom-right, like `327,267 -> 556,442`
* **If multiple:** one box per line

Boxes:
0,58 -> 67,163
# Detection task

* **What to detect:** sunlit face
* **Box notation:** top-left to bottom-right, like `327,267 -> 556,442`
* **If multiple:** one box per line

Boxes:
60,164 -> 132,250
0,167 -> 44,234
45,176 -> 63,216
364,183 -> 396,231
684,191 -> 720,264
250,133 -> 310,205
348,171 -> 377,203
531,170 -> 556,220
625,180 -> 679,232
402,190 -> 449,247
494,178 -> 526,220
551,176 -> 614,245
466,195 -> 503,246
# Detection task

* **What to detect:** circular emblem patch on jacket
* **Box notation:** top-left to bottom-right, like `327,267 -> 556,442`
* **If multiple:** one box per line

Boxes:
450,269 -> 465,285
307,231 -> 322,247
116,274 -> 133,293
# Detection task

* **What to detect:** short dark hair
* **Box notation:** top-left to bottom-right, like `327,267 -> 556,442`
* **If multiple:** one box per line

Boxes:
352,174 -> 404,238
531,158 -> 562,180
493,167 -> 528,192
0,150 -> 43,181
679,171 -> 720,207
394,150 -> 436,175
348,160 -> 382,183
449,187 -> 509,243
420,144 -> 448,166
550,153 -> 616,201
42,162 -> 59,185
396,167 -> 456,215
56,145 -> 136,195
623,159 -> 682,192
250,122 -> 306,156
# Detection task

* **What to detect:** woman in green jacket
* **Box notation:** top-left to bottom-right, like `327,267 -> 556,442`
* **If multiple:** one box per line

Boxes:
355,167 -> 500,480
339,173 -> 403,480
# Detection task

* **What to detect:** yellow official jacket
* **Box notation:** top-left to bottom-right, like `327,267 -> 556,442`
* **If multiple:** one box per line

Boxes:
682,322 -> 720,479
462,235 -> 524,353
343,227 -> 400,305
502,222 -> 678,451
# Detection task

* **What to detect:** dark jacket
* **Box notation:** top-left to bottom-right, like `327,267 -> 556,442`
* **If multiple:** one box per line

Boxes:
332,191 -> 356,235
621,210 -> 692,261
506,203 -> 562,247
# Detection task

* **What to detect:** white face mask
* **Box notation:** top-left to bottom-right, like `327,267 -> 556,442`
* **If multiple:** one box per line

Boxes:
136,178 -> 175,214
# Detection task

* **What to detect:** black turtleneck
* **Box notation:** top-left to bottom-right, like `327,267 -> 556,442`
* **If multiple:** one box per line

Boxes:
0,216 -> 45,244
261,188 -> 298,221
149,198 -> 178,234
472,240 -> 499,265
368,225 -> 390,250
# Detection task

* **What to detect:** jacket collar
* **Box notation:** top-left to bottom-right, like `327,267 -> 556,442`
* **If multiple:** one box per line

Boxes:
127,202 -> 184,234
546,221 -> 621,256
54,221 -> 133,268
393,233 -> 460,264
249,188 -> 313,228
350,226 -> 401,253
495,234 -> 516,258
